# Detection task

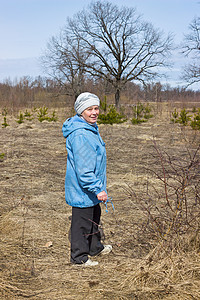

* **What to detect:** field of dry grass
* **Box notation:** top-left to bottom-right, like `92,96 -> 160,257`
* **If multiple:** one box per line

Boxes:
0,103 -> 200,299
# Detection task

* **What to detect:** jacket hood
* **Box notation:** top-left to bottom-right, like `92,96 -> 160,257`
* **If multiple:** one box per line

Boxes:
62,114 -> 98,138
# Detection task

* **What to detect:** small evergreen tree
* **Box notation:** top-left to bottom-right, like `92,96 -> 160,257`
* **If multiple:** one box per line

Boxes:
98,105 -> 127,125
131,103 -> 153,124
191,108 -> 200,130
16,112 -> 24,124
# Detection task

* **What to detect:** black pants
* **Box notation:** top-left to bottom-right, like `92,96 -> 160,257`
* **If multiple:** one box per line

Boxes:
70,204 -> 104,264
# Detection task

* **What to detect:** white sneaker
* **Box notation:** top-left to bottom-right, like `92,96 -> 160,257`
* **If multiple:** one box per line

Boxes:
99,245 -> 112,255
84,258 -> 99,267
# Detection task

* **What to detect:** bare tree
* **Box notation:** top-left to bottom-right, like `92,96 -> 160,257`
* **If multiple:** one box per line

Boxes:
42,0 -> 173,107
67,1 -> 173,107
181,17 -> 200,88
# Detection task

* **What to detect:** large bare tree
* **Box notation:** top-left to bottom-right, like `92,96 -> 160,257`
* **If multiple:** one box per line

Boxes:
181,17 -> 200,88
43,1 -> 173,106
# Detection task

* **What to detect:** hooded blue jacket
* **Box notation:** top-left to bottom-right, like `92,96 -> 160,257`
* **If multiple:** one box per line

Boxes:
62,115 -> 107,208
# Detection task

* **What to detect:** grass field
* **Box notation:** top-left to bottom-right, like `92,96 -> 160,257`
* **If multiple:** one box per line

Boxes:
0,103 -> 200,299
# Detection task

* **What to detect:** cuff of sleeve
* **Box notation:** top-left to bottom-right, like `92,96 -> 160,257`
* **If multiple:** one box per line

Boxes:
94,187 -> 103,196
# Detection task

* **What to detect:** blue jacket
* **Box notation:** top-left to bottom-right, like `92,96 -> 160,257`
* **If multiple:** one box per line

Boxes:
62,115 -> 107,208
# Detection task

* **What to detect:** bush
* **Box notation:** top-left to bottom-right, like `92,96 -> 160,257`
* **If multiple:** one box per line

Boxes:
16,112 -> 24,124
48,110 -> 58,122
0,153 -> 5,161
131,102 -> 153,124
37,106 -> 49,122
131,117 -> 146,125
191,108 -> 200,130
192,107 -> 197,113
37,106 -> 58,122
1,108 -> 9,128
171,108 -> 191,126
143,103 -> 153,119
2,117 -> 9,128
98,105 -> 127,125
179,108 -> 191,125
24,110 -> 34,121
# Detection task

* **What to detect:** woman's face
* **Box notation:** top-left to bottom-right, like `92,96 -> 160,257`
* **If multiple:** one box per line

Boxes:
81,105 -> 99,124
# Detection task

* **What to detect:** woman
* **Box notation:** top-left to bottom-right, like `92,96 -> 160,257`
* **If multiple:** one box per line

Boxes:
62,92 -> 112,266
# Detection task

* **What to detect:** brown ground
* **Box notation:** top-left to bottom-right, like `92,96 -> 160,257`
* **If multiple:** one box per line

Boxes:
0,103 -> 200,299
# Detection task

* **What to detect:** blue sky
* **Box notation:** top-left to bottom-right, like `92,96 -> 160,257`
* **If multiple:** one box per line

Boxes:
0,0 -> 199,89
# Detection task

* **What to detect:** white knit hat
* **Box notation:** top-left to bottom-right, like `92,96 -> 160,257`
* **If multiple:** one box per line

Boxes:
74,92 -> 100,115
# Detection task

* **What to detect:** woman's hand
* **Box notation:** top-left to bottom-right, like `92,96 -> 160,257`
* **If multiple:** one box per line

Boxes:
97,191 -> 107,203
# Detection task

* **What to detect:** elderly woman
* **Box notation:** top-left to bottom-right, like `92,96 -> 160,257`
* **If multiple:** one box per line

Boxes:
62,92 -> 112,266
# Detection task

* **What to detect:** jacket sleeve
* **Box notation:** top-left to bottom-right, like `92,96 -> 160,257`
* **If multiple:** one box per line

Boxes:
70,133 -> 104,195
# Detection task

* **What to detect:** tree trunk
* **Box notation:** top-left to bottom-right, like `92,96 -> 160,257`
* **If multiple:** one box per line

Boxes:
115,89 -> 120,108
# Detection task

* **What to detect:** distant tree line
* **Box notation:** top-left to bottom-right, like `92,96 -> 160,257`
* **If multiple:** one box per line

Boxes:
0,76 -> 199,111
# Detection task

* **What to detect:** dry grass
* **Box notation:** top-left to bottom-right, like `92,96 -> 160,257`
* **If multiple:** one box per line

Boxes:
0,102 -> 200,299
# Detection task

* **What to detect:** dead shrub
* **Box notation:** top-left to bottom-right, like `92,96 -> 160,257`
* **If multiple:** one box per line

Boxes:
126,141 -> 200,251
121,141 -> 200,298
